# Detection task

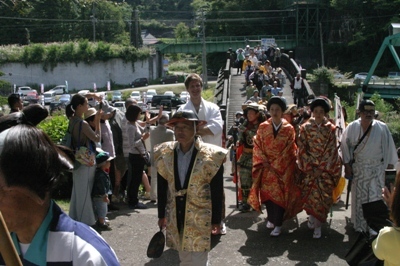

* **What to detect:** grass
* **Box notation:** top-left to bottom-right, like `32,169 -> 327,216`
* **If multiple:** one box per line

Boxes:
55,199 -> 70,213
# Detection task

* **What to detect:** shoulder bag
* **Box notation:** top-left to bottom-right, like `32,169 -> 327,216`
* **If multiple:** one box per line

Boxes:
135,140 -> 151,167
74,121 -> 96,168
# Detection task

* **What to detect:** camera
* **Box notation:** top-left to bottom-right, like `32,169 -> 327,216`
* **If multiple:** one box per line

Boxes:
99,101 -> 103,109
145,123 -> 150,132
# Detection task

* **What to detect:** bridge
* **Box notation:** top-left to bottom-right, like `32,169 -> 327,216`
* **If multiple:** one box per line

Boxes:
156,35 -> 297,54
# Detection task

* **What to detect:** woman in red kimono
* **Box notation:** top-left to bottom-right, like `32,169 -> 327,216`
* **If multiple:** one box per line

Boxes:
249,96 -> 302,237
297,97 -> 341,239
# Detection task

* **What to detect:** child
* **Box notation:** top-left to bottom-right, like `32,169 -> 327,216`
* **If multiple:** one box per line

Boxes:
92,150 -> 113,231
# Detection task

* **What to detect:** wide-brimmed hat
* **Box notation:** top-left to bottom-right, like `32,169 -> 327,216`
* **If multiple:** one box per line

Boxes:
241,102 -> 264,111
165,110 -> 206,128
147,229 -> 165,258
84,108 -> 97,120
267,96 -> 287,112
310,97 -> 331,113
284,104 -> 297,114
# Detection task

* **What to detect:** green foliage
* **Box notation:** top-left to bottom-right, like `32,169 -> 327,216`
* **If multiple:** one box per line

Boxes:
175,23 -> 191,40
370,93 -> 393,114
37,114 -> 69,144
310,67 -> 333,84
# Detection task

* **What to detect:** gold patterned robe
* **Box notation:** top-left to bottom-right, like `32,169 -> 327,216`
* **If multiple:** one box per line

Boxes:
154,138 -> 227,252
297,118 -> 342,222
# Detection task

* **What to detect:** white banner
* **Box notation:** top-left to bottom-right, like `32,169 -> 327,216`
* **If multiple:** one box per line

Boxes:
93,83 -> 97,92
41,84 -> 44,94
334,95 -> 346,154
107,81 -> 111,91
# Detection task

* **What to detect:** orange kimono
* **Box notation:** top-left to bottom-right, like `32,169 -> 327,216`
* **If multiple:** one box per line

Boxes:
297,118 -> 342,222
248,118 -> 302,220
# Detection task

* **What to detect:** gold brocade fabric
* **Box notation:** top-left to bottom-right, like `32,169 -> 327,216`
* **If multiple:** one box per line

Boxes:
248,118 -> 302,220
297,118 -> 342,222
154,138 -> 227,252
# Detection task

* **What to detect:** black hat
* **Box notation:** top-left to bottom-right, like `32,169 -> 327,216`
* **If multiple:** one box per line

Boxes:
310,97 -> 330,113
147,229 -> 165,258
267,96 -> 287,112
165,110 -> 206,128
359,100 -> 375,111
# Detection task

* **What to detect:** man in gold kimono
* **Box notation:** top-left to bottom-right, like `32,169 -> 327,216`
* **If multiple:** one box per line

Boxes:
155,110 -> 227,266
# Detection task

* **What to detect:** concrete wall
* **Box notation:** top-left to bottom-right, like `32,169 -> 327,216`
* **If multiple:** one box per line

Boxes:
1,56 -> 158,91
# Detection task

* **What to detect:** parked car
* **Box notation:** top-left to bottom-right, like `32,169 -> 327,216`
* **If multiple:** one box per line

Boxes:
59,94 -> 71,105
179,91 -> 189,102
112,91 -> 122,102
131,78 -> 148,87
113,101 -> 126,112
130,91 -> 141,101
26,91 -> 39,104
145,89 -> 157,104
17,86 -> 36,97
137,101 -> 148,112
353,72 -> 379,81
333,71 -> 344,79
164,91 -> 174,96
48,85 -> 67,95
43,91 -> 56,104
160,75 -> 178,84
151,95 -> 186,107
49,100 -> 67,115
388,72 -> 400,79
160,99 -> 172,111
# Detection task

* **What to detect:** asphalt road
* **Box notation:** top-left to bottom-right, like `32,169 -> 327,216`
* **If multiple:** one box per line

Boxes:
100,159 -> 357,266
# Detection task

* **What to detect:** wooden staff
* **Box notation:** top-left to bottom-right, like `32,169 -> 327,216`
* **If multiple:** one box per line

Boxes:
0,211 -> 22,266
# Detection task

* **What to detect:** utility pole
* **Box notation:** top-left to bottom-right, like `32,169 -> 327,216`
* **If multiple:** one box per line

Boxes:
91,3 -> 96,42
319,22 -> 324,67
134,9 -> 139,48
201,10 -> 208,89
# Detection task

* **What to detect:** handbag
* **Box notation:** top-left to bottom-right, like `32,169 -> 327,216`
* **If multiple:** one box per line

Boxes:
135,140 -> 151,167
345,232 -> 383,266
74,120 -> 96,168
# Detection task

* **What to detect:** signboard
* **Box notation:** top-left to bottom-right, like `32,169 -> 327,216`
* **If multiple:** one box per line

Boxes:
261,38 -> 276,49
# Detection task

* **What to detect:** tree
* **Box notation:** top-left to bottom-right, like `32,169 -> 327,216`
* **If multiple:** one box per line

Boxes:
174,22 -> 190,40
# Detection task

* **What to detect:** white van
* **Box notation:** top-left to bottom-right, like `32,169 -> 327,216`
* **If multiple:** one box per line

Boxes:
43,91 -> 56,104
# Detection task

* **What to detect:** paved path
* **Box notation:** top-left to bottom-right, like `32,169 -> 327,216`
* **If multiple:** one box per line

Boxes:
100,72 -> 357,265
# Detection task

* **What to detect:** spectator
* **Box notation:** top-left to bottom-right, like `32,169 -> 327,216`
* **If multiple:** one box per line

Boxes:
7,93 -> 23,114
92,150 -> 113,231
249,90 -> 261,103
149,114 -> 175,202
297,98 -> 342,238
372,171 -> 400,265
292,73 -> 305,107
156,110 -> 227,266
248,97 -> 302,237
0,123 -> 119,265
271,81 -> 282,96
341,100 -> 398,234
125,104 -> 149,210
236,48 -> 245,75
67,94 -> 101,226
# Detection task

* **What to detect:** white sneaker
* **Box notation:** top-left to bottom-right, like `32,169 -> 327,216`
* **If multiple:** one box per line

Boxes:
307,215 -> 315,229
266,221 -> 275,229
270,226 -> 281,237
220,221 -> 227,235
313,226 -> 321,239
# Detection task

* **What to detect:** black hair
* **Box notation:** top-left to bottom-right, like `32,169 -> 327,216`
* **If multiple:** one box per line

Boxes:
7,93 -> 21,108
66,94 -> 86,116
0,125 -> 73,199
125,104 -> 142,122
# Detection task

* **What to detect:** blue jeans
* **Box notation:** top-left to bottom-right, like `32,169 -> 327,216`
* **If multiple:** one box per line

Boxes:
93,197 -> 107,220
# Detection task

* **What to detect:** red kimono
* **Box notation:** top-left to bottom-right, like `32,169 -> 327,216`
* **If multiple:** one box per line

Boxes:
248,118 -> 302,220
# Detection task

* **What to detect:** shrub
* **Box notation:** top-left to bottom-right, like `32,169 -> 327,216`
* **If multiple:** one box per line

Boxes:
37,114 -> 69,144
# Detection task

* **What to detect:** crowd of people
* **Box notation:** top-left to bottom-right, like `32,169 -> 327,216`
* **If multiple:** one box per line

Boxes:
1,66 -> 399,265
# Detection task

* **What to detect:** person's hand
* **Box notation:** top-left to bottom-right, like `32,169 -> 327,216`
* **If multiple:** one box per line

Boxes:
344,164 -> 353,179
211,224 -> 221,235
95,108 -> 103,121
382,185 -> 395,209
142,132 -> 150,140
158,218 -> 167,229
145,111 -> 150,122
104,195 -> 110,203
158,105 -> 163,117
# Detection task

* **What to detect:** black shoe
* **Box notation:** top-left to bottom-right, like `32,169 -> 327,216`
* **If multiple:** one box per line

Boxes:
239,203 -> 251,212
239,87 -> 246,91
96,221 -> 112,231
129,202 -> 148,209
